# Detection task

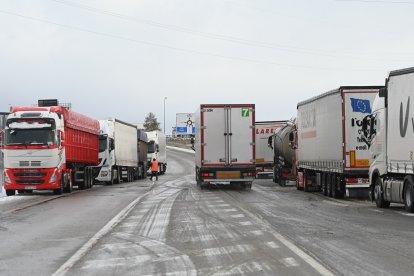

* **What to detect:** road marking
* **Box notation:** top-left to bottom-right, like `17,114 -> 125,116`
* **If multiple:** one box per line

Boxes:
266,241 -> 280,249
195,244 -> 254,257
250,230 -> 264,236
225,198 -> 335,276
239,221 -> 253,226
322,200 -> 349,207
280,257 -> 299,267
369,209 -> 384,213
396,211 -> 414,217
230,214 -> 245,218
52,190 -> 151,276
223,208 -> 238,212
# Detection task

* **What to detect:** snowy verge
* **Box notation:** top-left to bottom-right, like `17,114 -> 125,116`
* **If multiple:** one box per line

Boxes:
166,146 -> 195,154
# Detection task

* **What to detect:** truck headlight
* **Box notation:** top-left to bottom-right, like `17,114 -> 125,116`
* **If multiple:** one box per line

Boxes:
101,171 -> 108,177
50,169 -> 57,183
4,171 -> 11,184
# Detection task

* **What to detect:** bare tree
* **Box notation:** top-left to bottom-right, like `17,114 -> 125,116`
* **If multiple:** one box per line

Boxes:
143,112 -> 161,131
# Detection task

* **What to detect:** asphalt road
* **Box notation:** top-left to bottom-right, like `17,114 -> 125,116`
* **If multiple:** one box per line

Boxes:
1,148 -> 414,275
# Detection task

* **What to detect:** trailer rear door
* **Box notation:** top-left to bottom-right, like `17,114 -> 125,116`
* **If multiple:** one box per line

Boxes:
229,106 -> 255,165
202,106 -> 226,166
343,90 -> 379,169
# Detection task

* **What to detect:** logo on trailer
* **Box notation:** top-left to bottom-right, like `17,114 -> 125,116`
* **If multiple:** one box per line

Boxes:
400,97 -> 410,138
350,98 -> 371,114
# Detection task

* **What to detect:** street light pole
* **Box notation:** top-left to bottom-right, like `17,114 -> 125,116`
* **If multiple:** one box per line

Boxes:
163,97 -> 167,133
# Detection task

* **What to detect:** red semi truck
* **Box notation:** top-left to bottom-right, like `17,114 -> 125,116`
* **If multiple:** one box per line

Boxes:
3,104 -> 99,196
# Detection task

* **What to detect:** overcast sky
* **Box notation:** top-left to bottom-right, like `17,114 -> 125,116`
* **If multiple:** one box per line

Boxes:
1,0 -> 413,133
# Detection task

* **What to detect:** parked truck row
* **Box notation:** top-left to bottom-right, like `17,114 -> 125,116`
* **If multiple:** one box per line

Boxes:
263,67 -> 414,213
2,100 -> 166,196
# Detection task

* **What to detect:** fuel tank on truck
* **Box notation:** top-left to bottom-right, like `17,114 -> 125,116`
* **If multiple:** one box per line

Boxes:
274,124 -> 295,166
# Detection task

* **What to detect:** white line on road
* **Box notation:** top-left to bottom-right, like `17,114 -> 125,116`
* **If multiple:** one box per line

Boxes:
280,257 -> 299,267
266,241 -> 280,249
226,198 -> 335,276
239,221 -> 253,226
230,214 -> 245,218
52,190 -> 151,276
396,211 -> 414,217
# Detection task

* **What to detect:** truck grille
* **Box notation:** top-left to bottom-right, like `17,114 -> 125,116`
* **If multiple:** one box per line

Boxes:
16,180 -> 44,185
14,172 -> 46,178
19,161 -> 42,167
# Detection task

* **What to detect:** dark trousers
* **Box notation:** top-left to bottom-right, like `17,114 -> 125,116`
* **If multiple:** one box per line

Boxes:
151,171 -> 158,181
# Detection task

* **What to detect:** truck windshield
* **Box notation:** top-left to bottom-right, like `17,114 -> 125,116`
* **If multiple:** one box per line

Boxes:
5,129 -> 56,146
5,118 -> 56,146
148,141 -> 155,154
99,136 -> 107,152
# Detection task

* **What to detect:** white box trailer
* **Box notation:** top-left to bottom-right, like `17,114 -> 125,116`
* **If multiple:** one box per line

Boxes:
146,130 -> 167,174
364,67 -> 414,212
296,86 -> 381,198
194,104 -> 256,189
255,121 -> 287,173
96,119 -> 138,184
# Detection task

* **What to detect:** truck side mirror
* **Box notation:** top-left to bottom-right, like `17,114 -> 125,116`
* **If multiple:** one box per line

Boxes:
267,136 -> 273,149
156,144 -> 159,152
379,88 -> 386,98
110,139 -> 115,150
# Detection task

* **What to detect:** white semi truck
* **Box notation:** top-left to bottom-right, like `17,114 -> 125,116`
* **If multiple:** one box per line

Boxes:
194,104 -> 256,189
96,119 -> 139,184
362,67 -> 414,212
296,86 -> 381,198
146,130 -> 167,174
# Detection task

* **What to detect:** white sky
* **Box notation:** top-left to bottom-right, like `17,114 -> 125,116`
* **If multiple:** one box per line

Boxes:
1,0 -> 413,133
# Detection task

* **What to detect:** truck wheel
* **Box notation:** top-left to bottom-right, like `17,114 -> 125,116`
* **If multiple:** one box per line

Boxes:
327,174 -> 333,197
106,170 -> 114,186
6,190 -> 16,196
279,169 -> 285,187
54,177 -> 64,195
374,177 -> 390,208
303,170 -> 309,192
272,167 -> 277,183
64,175 -> 73,193
321,173 -> 328,196
332,175 -> 338,198
114,168 -> 121,184
404,177 -> 414,213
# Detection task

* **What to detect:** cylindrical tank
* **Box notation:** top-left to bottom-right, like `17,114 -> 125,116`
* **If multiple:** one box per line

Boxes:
273,124 -> 295,166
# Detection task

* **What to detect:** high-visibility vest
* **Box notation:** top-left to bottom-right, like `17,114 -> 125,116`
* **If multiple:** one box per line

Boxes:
151,161 -> 159,172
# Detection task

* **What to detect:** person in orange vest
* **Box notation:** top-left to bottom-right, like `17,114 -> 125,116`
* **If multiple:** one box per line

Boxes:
150,158 -> 159,181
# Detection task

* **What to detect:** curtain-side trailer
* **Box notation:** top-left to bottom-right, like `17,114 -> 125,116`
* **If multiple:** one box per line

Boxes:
296,86 -> 381,198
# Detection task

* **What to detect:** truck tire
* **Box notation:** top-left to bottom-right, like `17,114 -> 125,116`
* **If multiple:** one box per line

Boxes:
404,177 -> 414,213
106,170 -> 114,186
321,173 -> 328,196
6,190 -> 16,196
374,177 -> 390,208
279,169 -> 286,187
303,170 -> 309,192
114,167 -> 121,184
54,177 -> 64,195
332,174 -> 338,198
327,174 -> 333,197
272,166 -> 277,183
64,175 -> 73,193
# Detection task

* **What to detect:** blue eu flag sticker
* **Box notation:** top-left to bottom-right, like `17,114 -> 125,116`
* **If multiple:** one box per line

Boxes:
350,98 -> 371,114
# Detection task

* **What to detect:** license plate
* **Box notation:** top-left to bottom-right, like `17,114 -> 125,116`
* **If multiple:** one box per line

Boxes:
216,171 -> 241,179
25,186 -> 36,190
358,178 -> 369,184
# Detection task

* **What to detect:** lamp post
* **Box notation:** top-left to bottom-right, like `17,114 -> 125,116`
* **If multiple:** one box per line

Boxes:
163,97 -> 167,133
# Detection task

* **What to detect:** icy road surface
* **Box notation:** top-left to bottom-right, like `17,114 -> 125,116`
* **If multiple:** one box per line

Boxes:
1,148 -> 414,275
